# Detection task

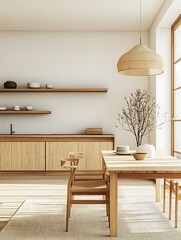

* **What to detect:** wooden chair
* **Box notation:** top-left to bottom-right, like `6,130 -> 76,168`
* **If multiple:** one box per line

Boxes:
61,155 -> 110,232
163,179 -> 181,228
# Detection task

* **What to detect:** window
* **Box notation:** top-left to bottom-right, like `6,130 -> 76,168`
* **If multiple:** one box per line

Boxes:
171,14 -> 181,159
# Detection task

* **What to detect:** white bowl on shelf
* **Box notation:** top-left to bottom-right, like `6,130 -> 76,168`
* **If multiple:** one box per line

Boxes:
26,106 -> 33,111
0,106 -> 6,110
13,105 -> 20,111
27,83 -> 40,89
46,84 -> 53,89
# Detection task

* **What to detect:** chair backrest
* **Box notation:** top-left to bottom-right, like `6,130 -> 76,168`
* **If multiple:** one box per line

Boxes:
61,157 -> 79,172
170,180 -> 181,195
61,158 -> 80,188
69,152 -> 83,173
69,152 -> 109,182
69,152 -> 84,159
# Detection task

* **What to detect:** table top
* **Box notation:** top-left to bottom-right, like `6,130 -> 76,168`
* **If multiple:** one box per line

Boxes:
102,150 -> 181,174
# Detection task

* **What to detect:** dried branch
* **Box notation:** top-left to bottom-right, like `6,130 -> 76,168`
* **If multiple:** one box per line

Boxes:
116,89 -> 167,147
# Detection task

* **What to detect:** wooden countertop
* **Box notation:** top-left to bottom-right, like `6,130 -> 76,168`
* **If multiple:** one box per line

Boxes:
0,134 -> 115,142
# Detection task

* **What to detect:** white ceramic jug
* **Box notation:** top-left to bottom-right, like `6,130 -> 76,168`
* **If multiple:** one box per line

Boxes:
137,143 -> 156,158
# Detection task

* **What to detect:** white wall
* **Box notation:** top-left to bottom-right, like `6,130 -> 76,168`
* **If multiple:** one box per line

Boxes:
0,31 -> 149,149
149,27 -> 171,155
149,0 -> 180,154
149,0 -> 174,151
156,29 -> 171,154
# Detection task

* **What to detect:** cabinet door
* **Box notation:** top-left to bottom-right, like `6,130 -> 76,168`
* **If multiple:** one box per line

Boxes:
46,142 -> 78,171
11,142 -> 45,171
46,141 -> 113,171
77,142 -> 113,170
0,142 -> 11,170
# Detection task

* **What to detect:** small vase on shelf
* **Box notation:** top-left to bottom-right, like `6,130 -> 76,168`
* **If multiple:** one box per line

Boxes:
137,143 -> 156,158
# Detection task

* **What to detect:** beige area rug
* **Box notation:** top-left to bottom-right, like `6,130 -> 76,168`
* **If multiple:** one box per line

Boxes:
0,198 -> 181,240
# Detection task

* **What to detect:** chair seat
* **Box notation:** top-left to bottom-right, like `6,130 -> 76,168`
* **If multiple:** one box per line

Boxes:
72,180 -> 108,194
73,179 -> 107,187
75,170 -> 104,176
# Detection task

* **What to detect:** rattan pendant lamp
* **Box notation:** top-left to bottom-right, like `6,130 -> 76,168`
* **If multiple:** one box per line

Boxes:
117,0 -> 164,76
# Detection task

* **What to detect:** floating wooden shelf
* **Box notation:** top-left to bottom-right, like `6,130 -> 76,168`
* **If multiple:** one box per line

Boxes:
0,88 -> 108,93
0,110 -> 51,114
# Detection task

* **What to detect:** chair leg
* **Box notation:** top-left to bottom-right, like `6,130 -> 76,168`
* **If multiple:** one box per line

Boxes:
106,193 -> 108,217
69,193 -> 73,218
66,190 -> 71,232
175,183 -> 179,228
163,179 -> 166,212
103,193 -> 109,220
169,180 -> 173,220
108,191 -> 110,227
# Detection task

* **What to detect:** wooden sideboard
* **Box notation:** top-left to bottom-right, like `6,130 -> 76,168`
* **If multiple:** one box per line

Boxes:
0,135 -> 114,172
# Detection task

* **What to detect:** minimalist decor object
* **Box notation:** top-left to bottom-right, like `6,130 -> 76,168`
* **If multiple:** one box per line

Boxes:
27,82 -> 41,88
117,0 -> 164,76
137,143 -> 155,157
116,89 -> 167,147
46,84 -> 53,89
115,145 -> 135,155
116,145 -> 129,153
25,106 -> 33,111
0,106 -> 7,110
13,105 -> 20,111
85,128 -> 103,134
4,80 -> 17,88
132,152 -> 148,160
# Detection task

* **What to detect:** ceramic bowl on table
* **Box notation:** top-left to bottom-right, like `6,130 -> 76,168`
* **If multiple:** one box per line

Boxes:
132,153 -> 148,160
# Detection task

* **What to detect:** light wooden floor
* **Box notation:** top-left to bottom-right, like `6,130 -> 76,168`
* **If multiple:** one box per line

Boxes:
0,175 -> 156,232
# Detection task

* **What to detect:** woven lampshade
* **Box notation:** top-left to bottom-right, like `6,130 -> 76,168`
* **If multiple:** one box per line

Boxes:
117,44 -> 164,76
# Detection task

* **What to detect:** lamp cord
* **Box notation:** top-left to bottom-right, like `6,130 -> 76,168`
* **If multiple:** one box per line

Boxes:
140,0 -> 142,45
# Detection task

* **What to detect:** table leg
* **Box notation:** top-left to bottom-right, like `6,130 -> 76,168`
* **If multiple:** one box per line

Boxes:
156,179 -> 161,202
109,172 -> 118,237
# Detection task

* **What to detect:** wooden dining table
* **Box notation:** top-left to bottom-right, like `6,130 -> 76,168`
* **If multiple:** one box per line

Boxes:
102,150 -> 181,237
